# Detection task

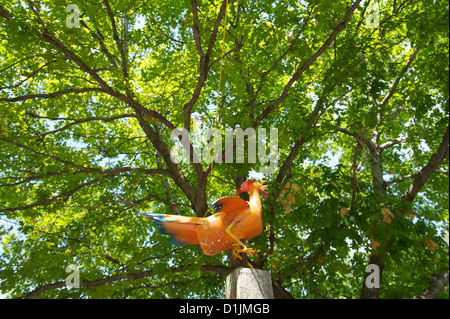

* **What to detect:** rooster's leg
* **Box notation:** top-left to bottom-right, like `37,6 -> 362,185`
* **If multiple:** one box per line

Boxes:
225,222 -> 256,266
225,223 -> 255,255
231,243 -> 243,260
231,243 -> 254,269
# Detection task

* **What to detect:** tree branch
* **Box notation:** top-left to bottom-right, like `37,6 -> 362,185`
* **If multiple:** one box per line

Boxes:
27,0 -> 155,130
26,0 -> 116,97
183,0 -> 230,130
79,20 -> 118,68
0,137 -> 87,169
102,0 -> 128,80
255,206 -> 275,269
190,0 -> 205,60
0,167 -> 172,188
274,83 -> 334,186
134,118 -> 198,210
379,49 -> 419,106
0,5 -> 12,20
336,127 -> 386,194
0,177 -> 100,213
24,1 -> 199,208
379,136 -> 408,150
254,0 -> 318,98
403,125 -> 449,203
25,113 -> 137,137
385,173 -> 418,186
253,0 -> 363,128
0,58 -> 58,90
0,88 -> 104,102
372,49 -> 419,145
350,142 -> 363,214
415,270 -> 449,299
155,150 -> 181,215
24,264 -> 233,298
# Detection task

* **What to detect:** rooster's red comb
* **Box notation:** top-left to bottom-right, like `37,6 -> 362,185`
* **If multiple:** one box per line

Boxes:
235,179 -> 256,195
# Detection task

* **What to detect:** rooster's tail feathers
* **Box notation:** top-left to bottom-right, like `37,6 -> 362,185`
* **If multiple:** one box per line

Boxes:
141,213 -> 201,246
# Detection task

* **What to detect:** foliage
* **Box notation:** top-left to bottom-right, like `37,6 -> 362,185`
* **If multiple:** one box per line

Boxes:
0,0 -> 448,299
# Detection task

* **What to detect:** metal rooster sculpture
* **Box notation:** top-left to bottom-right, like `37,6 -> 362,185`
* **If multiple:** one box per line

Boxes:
142,180 -> 268,266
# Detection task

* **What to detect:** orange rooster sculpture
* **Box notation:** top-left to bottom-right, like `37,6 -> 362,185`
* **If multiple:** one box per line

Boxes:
142,180 -> 268,265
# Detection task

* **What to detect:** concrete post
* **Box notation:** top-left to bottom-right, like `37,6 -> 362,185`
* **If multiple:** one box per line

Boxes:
226,267 -> 274,299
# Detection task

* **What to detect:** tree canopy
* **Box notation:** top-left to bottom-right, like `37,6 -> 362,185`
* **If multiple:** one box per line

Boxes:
0,0 -> 448,299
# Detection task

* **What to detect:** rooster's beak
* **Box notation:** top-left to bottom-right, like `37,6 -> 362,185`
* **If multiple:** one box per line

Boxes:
259,181 -> 269,198
260,180 -> 268,191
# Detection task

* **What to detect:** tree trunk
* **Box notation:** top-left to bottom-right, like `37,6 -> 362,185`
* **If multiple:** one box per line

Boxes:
360,253 -> 384,299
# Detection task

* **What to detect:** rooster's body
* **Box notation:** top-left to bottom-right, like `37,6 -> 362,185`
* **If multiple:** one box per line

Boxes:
142,180 -> 268,259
